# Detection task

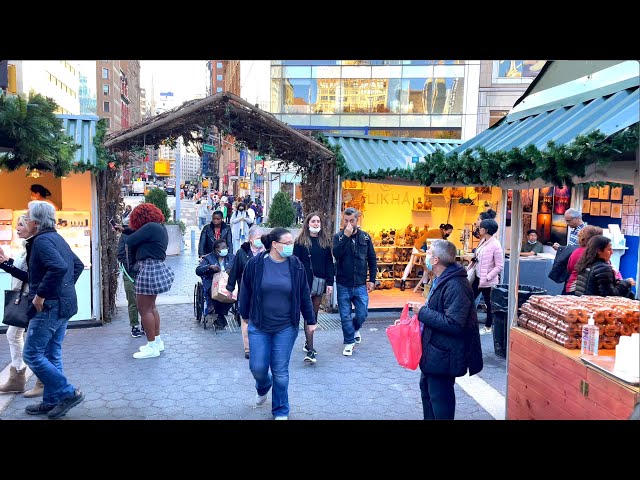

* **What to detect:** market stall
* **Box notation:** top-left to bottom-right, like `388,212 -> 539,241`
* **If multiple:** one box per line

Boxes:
453,60 -> 640,419
0,115 -> 101,326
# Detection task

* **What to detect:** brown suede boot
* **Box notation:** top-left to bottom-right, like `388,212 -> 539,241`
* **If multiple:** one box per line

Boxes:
23,378 -> 44,398
0,366 -> 27,393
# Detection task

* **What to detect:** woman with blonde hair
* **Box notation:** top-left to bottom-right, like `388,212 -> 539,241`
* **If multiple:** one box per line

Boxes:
0,215 -> 44,396
293,212 -> 335,363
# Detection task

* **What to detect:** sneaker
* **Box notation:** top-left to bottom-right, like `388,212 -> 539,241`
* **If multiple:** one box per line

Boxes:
25,401 -> 55,416
354,330 -> 362,344
274,415 -> 288,420
480,326 -> 493,335
343,343 -> 355,356
131,326 -> 142,338
255,392 -> 268,407
47,388 -> 85,419
133,343 -> 160,359
244,350 -> 250,359
303,341 -> 310,353
304,349 -> 317,363
156,337 -> 165,352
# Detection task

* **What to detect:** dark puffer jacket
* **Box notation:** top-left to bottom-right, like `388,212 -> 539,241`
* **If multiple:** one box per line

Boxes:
225,241 -> 256,292
198,221 -> 233,257
418,264 -> 483,378
574,259 -> 632,297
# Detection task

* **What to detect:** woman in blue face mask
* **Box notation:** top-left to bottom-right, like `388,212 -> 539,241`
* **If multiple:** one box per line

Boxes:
237,227 -> 315,420
196,239 -> 235,329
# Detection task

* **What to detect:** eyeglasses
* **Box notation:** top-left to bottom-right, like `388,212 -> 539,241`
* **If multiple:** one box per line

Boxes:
276,240 -> 294,246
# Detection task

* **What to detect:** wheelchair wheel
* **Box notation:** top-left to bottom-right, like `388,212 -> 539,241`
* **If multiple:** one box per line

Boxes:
194,282 -> 204,323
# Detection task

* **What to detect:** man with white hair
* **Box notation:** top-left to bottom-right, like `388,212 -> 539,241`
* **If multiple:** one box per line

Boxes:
410,239 -> 483,420
553,208 -> 586,250
21,200 -> 85,419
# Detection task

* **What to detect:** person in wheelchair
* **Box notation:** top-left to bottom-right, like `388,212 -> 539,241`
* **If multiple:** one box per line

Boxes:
196,239 -> 235,329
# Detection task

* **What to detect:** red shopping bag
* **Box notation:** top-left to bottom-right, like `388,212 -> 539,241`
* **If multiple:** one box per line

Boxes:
386,303 -> 422,370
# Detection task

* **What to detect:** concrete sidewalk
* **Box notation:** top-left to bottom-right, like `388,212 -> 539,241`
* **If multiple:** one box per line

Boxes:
0,305 -> 506,420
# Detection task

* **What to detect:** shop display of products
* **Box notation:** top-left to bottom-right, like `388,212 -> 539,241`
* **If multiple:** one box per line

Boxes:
519,295 -> 640,350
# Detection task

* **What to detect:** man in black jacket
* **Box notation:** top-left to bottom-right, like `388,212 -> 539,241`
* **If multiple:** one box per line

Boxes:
22,201 -> 85,419
116,225 -> 142,337
332,208 -> 376,356
198,211 -> 233,257
412,239 -> 483,420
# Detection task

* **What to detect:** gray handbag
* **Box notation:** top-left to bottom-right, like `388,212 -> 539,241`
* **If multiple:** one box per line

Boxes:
311,275 -> 327,296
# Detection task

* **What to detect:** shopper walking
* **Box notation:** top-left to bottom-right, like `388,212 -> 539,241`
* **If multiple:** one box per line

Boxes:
333,208 -> 377,356
198,210 -> 233,257
238,228 -> 315,420
0,214 -> 44,397
22,201 -> 85,419
225,225 -> 265,358
293,212 -> 335,363
412,239 -> 483,420
230,202 -> 250,254
126,203 -> 175,359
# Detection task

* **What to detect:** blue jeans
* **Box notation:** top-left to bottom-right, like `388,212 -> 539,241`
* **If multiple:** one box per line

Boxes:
248,323 -> 298,417
198,217 -> 207,228
336,284 -> 369,344
23,301 -> 76,407
419,372 -> 456,420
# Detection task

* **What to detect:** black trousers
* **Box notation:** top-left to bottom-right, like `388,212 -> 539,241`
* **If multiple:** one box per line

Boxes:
471,277 -> 493,328
419,372 -> 456,420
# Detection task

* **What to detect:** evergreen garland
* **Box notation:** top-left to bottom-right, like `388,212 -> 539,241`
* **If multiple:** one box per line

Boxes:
341,126 -> 639,187
0,93 -> 81,176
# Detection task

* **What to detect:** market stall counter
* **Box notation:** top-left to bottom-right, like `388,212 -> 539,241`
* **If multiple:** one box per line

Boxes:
502,255 -> 564,296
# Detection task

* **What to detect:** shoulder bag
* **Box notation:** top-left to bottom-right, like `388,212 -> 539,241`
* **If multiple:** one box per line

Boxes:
3,282 -> 31,328
307,244 -> 327,296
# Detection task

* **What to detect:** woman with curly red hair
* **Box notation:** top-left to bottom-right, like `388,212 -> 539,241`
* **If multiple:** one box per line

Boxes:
126,203 -> 175,359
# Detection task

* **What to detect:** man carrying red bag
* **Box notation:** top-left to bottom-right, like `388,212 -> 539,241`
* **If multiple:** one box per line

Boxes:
409,240 -> 483,420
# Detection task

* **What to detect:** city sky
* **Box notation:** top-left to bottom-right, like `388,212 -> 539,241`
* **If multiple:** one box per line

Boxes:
140,60 -> 209,105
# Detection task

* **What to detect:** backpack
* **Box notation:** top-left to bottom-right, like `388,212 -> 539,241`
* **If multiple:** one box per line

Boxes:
548,245 -> 577,284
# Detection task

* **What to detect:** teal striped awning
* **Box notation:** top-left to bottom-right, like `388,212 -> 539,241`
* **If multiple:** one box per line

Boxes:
325,135 -> 461,174
57,114 -> 100,166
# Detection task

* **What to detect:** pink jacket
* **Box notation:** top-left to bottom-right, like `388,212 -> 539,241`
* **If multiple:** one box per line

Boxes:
474,236 -> 504,288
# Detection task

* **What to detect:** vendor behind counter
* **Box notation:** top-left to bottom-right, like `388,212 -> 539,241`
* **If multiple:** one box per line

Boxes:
521,229 -> 544,257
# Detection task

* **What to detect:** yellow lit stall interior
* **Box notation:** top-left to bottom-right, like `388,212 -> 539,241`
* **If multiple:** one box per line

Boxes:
341,180 -> 502,307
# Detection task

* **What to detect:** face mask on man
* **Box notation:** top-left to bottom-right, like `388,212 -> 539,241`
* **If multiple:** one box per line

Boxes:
528,240 -> 537,245
309,226 -> 321,234
473,227 -> 481,239
425,255 -> 433,271
443,233 -> 450,238
253,239 -> 264,249
218,248 -> 228,257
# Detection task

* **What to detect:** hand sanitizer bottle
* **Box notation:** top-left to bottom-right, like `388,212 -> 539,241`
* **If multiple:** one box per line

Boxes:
581,313 -> 599,355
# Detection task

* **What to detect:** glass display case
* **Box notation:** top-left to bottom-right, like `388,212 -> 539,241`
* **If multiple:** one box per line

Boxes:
7,209 -> 92,268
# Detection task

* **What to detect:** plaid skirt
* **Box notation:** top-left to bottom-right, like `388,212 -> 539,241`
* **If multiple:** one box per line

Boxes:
135,259 -> 175,295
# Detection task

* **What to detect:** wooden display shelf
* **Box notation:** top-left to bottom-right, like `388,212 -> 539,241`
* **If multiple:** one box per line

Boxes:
508,327 -> 639,420
412,209 -> 432,213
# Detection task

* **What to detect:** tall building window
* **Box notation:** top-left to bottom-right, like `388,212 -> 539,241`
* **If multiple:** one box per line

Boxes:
103,84 -> 110,95
102,68 -> 109,79
104,101 -> 110,113
217,75 -> 223,81
104,118 -> 111,128
216,87 -> 223,93
217,62 -> 223,69
489,110 -> 509,127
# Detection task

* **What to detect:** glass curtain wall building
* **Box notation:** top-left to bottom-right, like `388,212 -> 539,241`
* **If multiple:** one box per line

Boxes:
269,60 -> 482,139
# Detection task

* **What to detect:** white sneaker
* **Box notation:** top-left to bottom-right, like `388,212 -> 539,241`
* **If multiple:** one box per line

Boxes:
139,338 -> 165,352
354,330 -> 362,344
343,343 -> 355,356
133,343 -> 160,359
480,326 -> 493,335
274,416 -> 288,420
255,392 -> 268,407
